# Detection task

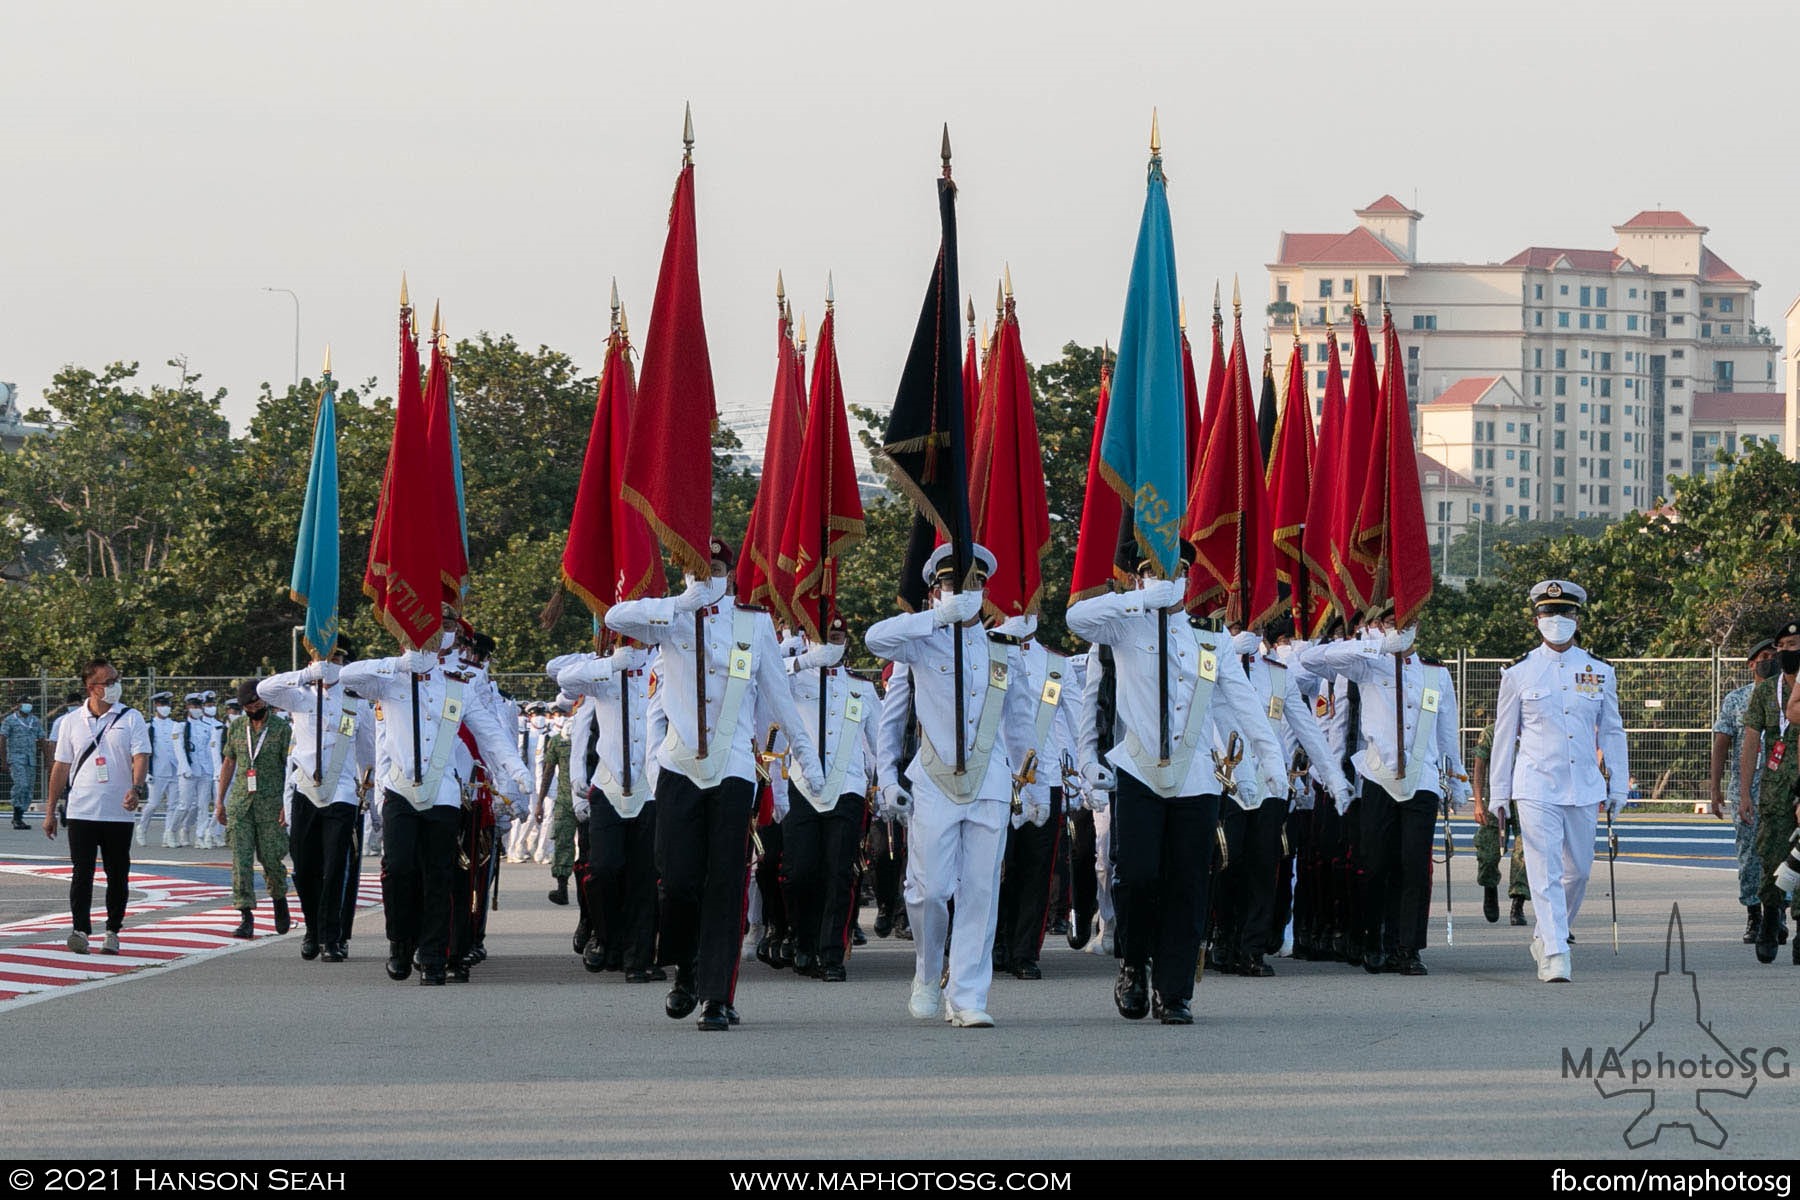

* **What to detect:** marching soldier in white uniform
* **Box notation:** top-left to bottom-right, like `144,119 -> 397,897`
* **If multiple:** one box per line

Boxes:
867,543 -> 1036,1029
259,641 -> 375,963
133,692 -> 181,846
605,537 -> 826,1032
1487,580 -> 1630,983
168,693 -> 214,849
782,613 -> 880,982
1065,543 -> 1286,1025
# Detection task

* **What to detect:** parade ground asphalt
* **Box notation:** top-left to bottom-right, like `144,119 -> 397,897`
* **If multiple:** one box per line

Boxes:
0,818 -> 1793,1161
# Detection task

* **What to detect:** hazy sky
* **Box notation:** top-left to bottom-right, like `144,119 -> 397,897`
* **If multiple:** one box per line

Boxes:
5,0 -> 1794,444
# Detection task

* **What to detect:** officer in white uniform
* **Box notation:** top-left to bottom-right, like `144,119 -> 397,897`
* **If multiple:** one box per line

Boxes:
605,537 -> 825,1032
134,692 -> 181,846
169,693 -> 214,848
868,543 -> 1036,1029
1065,542 -> 1286,1025
259,643 -> 375,963
1487,580 -> 1630,984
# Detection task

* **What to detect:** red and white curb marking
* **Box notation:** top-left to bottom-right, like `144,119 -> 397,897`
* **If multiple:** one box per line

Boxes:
0,863 -> 231,935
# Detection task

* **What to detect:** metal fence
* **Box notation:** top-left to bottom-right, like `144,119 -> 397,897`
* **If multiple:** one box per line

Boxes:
0,658 -> 1759,811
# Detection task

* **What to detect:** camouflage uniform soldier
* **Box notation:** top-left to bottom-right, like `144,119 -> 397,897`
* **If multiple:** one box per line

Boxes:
1711,637 -> 1773,943
1469,722 -> 1528,925
535,711 -> 578,906
1744,620 -> 1800,963
214,680 -> 293,939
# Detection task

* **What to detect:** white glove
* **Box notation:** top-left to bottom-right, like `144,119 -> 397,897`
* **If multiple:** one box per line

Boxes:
493,803 -> 513,835
1335,786 -> 1354,816
1024,799 -> 1050,827
1606,793 -> 1627,816
673,574 -> 726,613
804,766 -> 826,798
1138,578 -> 1185,611
1379,626 -> 1416,655
608,644 -> 646,673
403,649 -> 437,675
573,789 -> 592,822
1083,787 -> 1110,812
509,768 -> 534,800
1080,761 -> 1117,792
1774,833 -> 1800,894
880,783 -> 911,821
1009,806 -> 1027,830
930,589 -> 984,627
302,660 -> 341,686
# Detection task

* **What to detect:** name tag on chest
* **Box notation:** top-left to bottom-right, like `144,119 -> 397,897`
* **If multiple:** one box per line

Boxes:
730,644 -> 753,680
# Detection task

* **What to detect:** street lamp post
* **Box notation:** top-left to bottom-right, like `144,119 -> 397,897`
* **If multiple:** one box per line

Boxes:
1421,432 -> 1454,577
263,287 -> 300,389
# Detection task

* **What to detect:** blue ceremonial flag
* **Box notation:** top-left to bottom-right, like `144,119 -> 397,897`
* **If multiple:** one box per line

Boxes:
290,370 -> 340,658
446,375 -> 469,573
1098,130 -> 1185,578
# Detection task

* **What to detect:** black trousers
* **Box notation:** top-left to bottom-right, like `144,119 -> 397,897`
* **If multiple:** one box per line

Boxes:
868,818 -> 907,917
1213,803 -> 1248,953
653,772 -> 753,1003
67,819 -> 132,934
1273,805 -> 1309,943
590,795 -> 658,971
755,817 -> 789,934
1240,797 -> 1289,957
1358,783 -> 1437,954
781,793 -> 866,966
381,795 -> 459,967
1067,806 -> 1098,929
1112,773 -> 1220,1003
995,789 -> 1064,967
290,801 -> 357,944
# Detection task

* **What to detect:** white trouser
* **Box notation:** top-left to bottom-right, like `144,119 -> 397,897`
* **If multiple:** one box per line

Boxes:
1516,798 -> 1599,959
507,814 -> 534,860
136,773 -> 177,840
903,787 -> 1008,1015
1094,805 -> 1115,924
362,804 -> 383,855
169,775 -> 207,844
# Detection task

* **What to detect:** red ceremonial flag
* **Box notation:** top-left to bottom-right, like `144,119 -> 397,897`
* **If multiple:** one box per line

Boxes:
420,313 -> 469,609
1268,329 -> 1322,632
1195,297 -> 1225,489
1329,305 -> 1380,616
363,292 -> 444,651
1069,350 -> 1124,602
971,284 -> 1051,619
622,152 -> 717,578
1350,311 -> 1434,626
1300,322 -> 1346,634
738,311 -> 807,615
1184,294 -> 1277,625
962,301 -> 980,471
562,305 -> 663,619
776,303 -> 866,640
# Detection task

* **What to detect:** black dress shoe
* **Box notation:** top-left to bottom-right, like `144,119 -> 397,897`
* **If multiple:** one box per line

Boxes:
1483,886 -> 1499,924
725,1005 -> 741,1025
1012,960 -> 1042,980
385,942 -> 412,981
873,911 -> 894,939
572,918 -> 590,956
665,968 -> 698,1019
448,961 -> 471,983
820,963 -> 847,982
230,909 -> 255,940
272,896 -> 291,935
333,941 -> 349,960
851,924 -> 866,947
469,943 -> 487,964
697,1000 -> 730,1031
793,949 -> 817,977
300,932 -> 321,960
605,951 -> 624,972
320,946 -> 346,963
1068,910 -> 1092,951
776,936 -> 797,969
583,940 -> 607,974
1363,950 -> 1389,975
1398,951 -> 1429,977
624,968 -> 650,983
649,965 -> 668,982
1245,954 -> 1274,978
1509,898 -> 1527,926
756,930 -> 781,968
418,965 -> 446,986
1157,996 -> 1194,1025
1113,964 -> 1150,1020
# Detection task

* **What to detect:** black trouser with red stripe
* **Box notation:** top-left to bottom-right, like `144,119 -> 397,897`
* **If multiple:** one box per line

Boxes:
995,788 -> 1064,968
381,796 -> 457,967
780,792 -> 866,967
1239,796 -> 1290,958
654,772 -> 753,1003
1358,783 -> 1437,955
290,800 -> 357,946
590,795 -> 658,971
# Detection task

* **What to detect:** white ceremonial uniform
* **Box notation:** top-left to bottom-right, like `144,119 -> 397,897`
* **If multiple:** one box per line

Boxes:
1488,642 -> 1629,961
865,609 -> 1036,1018
171,711 -> 215,847
337,656 -> 530,807
1296,640 -> 1462,806
136,711 -> 183,845
555,649 -> 653,818
1004,639 -> 1077,827
1246,654 -> 1350,809
257,669 -> 374,809
198,710 -> 229,847
1076,644 -> 1116,929
785,648 -> 881,801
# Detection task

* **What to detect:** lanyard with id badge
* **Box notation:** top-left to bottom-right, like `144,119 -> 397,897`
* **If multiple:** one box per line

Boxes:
242,721 -> 270,793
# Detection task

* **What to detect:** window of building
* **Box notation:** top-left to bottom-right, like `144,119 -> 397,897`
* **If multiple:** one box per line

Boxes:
1579,313 -> 1591,329
1506,504 -> 1515,516
1316,307 -> 1327,325
1596,314 -> 1607,330
1628,287 -> 1638,299
1555,349 -> 1566,369
1555,457 -> 1567,476
1670,459 -> 1683,470
1622,486 -> 1632,497
1505,421 -> 1515,433
1599,405 -> 1611,423
1555,376 -> 1567,396
1596,287 -> 1608,307
1598,486 -> 1611,505
1343,278 -> 1354,295
1669,432 -> 1683,443
1533,376 -> 1542,396
1534,284 -> 1544,300
1558,313 -> 1570,328
1520,450 -> 1531,470
1554,484 -> 1565,503
1672,348 -> 1685,359
1560,284 -> 1569,296
1701,323 -> 1711,338
1506,449 -> 1515,461
1720,296 -> 1734,312
1535,312 -> 1544,328
1580,349 -> 1589,361
1411,314 -> 1437,331
1599,379 -> 1612,398
1599,432 -> 1611,452
1672,378 -> 1685,389
1627,314 -> 1639,330
1553,403 -> 1565,422
1534,349 -> 1543,368
1519,480 -> 1530,499
1721,324 -> 1732,336
1580,377 -> 1589,388
1580,402 -> 1589,413
1598,352 -> 1612,370
1579,285 -> 1591,306
1672,314 -> 1685,325
1702,296 -> 1714,309
1319,279 -> 1333,298
1554,431 -> 1566,449
1670,404 -> 1684,415
1672,288 -> 1686,298
1521,423 -> 1531,443
1299,343 -> 1309,362
1599,459 -> 1611,478
1520,504 -> 1531,519
1315,370 -> 1327,390
1277,283 -> 1289,304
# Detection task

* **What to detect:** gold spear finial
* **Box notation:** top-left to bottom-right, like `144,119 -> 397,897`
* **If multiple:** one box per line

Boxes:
1292,303 -> 1302,341
826,271 -> 835,311
995,277 -> 1004,316
1004,263 -> 1014,300
776,270 -> 785,304
431,300 -> 441,338
940,123 -> 952,175
1212,280 -> 1221,318
1150,107 -> 1161,156
797,310 -> 807,351
323,344 -> 332,375
682,102 -> 694,163
981,318 -> 990,347
399,271 -> 410,310
966,296 -> 976,327
1353,274 -> 1361,311
610,277 -> 620,330
619,301 -> 630,339
1232,275 -> 1241,316
1180,296 -> 1188,332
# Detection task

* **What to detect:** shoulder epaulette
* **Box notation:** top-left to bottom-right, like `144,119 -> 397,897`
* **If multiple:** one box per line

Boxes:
1418,654 -> 1444,667
1585,650 -> 1612,666
988,632 -> 1022,646
1506,652 -> 1530,668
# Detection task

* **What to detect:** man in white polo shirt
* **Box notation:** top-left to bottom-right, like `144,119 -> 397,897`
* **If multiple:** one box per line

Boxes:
44,657 -> 150,956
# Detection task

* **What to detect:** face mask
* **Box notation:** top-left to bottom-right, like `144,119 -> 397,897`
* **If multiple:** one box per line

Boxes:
1537,615 -> 1577,645
101,682 -> 123,705
1271,643 -> 1292,663
1781,649 -> 1800,676
156,705 -> 171,717
1231,631 -> 1261,656
246,707 -> 268,722
203,705 -> 217,717
189,709 -> 202,719
18,703 -> 30,714
1756,657 -> 1781,679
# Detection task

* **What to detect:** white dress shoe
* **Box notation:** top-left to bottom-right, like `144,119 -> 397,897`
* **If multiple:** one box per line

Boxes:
1544,950 -> 1571,983
907,975 -> 943,1020
949,1008 -> 995,1028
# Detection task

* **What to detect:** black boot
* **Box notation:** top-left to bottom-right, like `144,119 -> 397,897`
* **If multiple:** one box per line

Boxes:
1483,886 -> 1499,924
1744,904 -> 1761,944
1509,897 -> 1527,926
873,909 -> 894,939
300,929 -> 321,960
1755,905 -> 1779,964
230,909 -> 255,939
272,895 -> 291,935
756,927 -> 781,968
547,876 -> 569,906
665,965 -> 698,1019
572,917 -> 589,956
385,941 -> 412,980
582,937 -> 607,973
697,999 -> 730,1031
1245,954 -> 1274,978
1113,964 -> 1149,1020
418,962 -> 446,986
